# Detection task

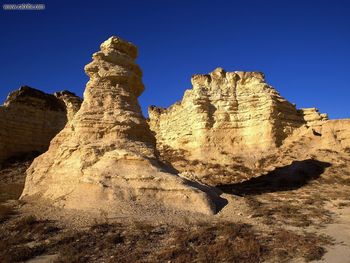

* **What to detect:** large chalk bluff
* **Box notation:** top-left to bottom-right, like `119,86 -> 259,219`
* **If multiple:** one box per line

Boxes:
21,36 -> 220,215
149,68 -> 307,156
0,86 -> 81,164
148,68 -> 349,185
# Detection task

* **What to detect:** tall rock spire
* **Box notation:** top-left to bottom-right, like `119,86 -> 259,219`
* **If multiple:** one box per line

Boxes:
21,36 -> 220,215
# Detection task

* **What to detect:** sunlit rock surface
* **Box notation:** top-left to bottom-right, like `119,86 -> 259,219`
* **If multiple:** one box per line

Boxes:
21,36 -> 220,215
148,68 -> 348,185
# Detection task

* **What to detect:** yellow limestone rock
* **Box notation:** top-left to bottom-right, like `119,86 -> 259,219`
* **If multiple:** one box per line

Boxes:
282,119 -> 350,154
149,68 -> 305,156
148,68 -> 343,185
54,90 -> 83,123
0,86 -> 81,164
21,36 -> 220,215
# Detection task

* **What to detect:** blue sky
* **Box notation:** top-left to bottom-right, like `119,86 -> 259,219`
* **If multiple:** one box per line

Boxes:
0,0 -> 349,118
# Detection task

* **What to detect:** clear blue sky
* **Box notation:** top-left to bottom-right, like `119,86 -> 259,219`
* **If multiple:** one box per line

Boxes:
1,0 -> 349,119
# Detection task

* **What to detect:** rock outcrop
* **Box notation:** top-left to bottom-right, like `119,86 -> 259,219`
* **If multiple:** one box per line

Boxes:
54,90 -> 83,122
282,119 -> 350,154
148,68 -> 346,185
149,68 -> 305,156
0,86 -> 82,164
21,36 -> 220,215
298,108 -> 328,126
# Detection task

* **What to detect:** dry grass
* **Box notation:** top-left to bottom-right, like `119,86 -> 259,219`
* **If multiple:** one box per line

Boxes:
50,221 -> 330,263
158,145 -> 256,185
244,193 -> 333,228
0,149 -> 348,262
219,159 -> 350,229
0,215 -> 331,263
264,229 -> 329,262
0,215 -> 60,262
153,223 -> 263,263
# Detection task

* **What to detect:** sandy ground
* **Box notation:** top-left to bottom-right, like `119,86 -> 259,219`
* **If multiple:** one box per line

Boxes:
318,203 -> 350,263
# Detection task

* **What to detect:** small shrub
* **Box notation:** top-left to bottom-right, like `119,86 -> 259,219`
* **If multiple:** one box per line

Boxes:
304,246 -> 326,262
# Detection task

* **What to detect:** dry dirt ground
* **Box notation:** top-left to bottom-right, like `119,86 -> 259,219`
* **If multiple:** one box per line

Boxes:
0,152 -> 350,263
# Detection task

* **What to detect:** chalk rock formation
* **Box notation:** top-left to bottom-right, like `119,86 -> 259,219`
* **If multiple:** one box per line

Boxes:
54,90 -> 83,122
298,108 -> 328,126
149,68 -> 305,155
0,86 -> 82,164
148,68 -> 338,185
21,36 -> 219,215
282,119 -> 350,154
254,118 -> 350,184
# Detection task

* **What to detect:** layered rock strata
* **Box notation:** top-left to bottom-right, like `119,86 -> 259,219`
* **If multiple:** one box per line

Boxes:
21,36 -> 219,215
54,90 -> 83,122
148,68 -> 344,185
149,68 -> 305,156
0,86 -> 81,164
298,108 -> 328,126
282,119 -> 350,154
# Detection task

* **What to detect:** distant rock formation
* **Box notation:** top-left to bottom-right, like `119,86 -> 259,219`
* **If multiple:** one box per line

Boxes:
21,36 -> 220,215
149,68 -> 305,155
0,86 -> 82,164
54,90 -> 83,122
148,68 -> 345,185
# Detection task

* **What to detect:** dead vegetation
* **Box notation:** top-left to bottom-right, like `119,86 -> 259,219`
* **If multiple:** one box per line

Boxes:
0,214 -> 331,263
0,149 -> 349,262
265,229 -> 329,262
244,194 -> 333,228
158,145 -> 256,185
219,157 -> 350,229
0,215 -> 60,262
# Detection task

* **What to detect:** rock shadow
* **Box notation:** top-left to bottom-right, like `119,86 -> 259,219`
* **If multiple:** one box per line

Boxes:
187,180 -> 228,213
218,159 -> 331,196
155,159 -> 228,213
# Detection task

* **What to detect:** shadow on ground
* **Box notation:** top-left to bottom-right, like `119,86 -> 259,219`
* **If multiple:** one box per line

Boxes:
218,159 -> 331,196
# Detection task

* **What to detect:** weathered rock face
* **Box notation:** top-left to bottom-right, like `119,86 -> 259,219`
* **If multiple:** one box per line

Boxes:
54,90 -> 83,122
283,119 -> 350,154
149,68 -> 306,157
148,68 -> 341,185
0,86 -> 82,164
298,108 -> 328,126
21,36 -> 220,215
255,118 -> 350,186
